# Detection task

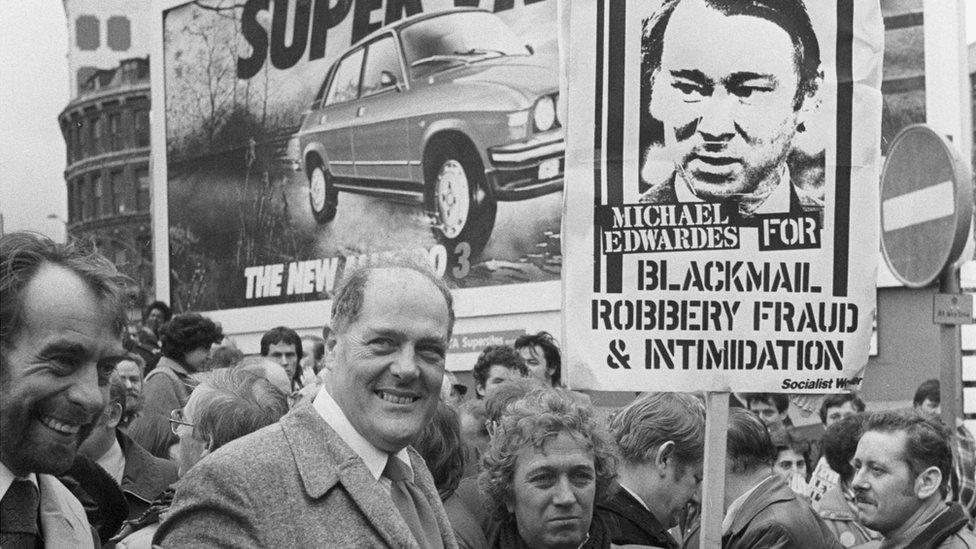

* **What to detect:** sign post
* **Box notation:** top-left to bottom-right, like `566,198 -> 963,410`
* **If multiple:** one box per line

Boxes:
880,124 -> 974,426
700,393 -> 729,549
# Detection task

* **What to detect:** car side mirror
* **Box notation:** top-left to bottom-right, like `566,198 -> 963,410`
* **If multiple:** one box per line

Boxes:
380,70 -> 403,91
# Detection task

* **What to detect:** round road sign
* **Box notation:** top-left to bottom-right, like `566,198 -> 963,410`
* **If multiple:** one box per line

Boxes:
880,124 -> 973,288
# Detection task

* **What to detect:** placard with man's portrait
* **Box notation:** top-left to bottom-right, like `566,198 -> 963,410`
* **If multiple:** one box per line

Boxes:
561,0 -> 883,393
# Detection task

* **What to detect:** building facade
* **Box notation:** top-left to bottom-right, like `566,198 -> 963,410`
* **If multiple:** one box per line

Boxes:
60,1 -> 154,309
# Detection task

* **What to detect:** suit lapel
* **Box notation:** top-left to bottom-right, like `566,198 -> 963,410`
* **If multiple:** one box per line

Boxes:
37,474 -> 92,548
281,402 -> 418,548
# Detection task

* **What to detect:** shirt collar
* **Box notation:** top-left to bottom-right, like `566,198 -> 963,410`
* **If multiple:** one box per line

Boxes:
618,483 -> 651,512
722,475 -> 774,534
751,165 -> 792,215
96,437 -> 126,485
312,384 -> 411,481
0,461 -> 38,501
675,164 -> 791,215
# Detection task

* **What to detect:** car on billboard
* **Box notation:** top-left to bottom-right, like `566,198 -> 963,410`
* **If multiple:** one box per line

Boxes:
294,8 -> 564,255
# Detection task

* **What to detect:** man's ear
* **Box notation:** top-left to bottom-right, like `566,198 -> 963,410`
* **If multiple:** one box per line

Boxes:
654,441 -> 676,474
324,334 -> 338,372
647,68 -> 666,121
476,384 -> 486,398
915,465 -> 943,499
795,71 -> 824,132
107,402 -> 123,429
200,437 -> 215,459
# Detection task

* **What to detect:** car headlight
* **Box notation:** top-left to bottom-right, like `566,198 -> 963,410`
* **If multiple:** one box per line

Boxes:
533,95 -> 556,132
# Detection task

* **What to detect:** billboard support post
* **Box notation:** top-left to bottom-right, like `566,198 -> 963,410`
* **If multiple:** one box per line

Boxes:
699,391 -> 728,549
940,265 -> 964,429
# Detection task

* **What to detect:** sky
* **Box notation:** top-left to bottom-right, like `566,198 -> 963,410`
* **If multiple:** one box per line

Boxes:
0,1 -> 70,240
1,3 -> 975,241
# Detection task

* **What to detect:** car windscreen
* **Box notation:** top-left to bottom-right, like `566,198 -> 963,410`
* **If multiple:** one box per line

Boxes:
400,11 -> 527,69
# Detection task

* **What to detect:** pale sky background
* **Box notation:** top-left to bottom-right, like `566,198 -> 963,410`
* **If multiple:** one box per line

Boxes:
1,3 -> 976,241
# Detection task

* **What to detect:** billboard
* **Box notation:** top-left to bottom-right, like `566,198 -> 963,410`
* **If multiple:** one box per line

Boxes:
562,0 -> 884,392
159,0 -> 562,314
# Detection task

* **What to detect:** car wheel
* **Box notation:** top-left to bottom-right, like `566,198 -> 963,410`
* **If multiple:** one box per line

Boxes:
308,162 -> 337,224
427,141 -> 496,257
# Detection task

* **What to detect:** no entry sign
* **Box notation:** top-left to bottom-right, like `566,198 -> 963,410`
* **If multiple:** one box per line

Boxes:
880,125 -> 973,288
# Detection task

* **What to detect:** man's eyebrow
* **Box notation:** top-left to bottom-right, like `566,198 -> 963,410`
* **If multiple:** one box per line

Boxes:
37,340 -> 90,360
724,72 -> 779,87
669,69 -> 711,84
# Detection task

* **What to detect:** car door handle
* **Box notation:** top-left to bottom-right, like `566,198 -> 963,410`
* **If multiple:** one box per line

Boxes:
357,106 -> 365,117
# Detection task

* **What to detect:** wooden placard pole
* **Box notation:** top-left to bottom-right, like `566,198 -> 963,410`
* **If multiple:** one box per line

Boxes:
700,391 -> 729,549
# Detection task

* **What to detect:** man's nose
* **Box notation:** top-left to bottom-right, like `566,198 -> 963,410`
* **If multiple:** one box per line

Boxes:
551,477 -> 576,506
696,95 -> 736,140
68,362 -> 107,416
851,467 -> 868,491
389,347 -> 421,380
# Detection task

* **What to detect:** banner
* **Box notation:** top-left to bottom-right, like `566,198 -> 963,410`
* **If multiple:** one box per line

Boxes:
563,0 -> 883,392
161,0 -> 561,312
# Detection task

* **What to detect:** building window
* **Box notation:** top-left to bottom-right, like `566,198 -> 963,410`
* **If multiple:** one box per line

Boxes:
135,110 -> 149,148
107,16 -> 131,51
111,170 -> 126,213
81,180 -> 91,220
76,16 -> 99,51
93,116 -> 104,155
93,173 -> 104,217
136,166 -> 150,211
76,67 -> 98,96
109,113 -> 122,151
67,181 -> 76,223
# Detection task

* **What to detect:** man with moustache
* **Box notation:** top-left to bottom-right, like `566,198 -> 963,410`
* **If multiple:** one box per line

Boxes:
0,232 -> 128,547
155,260 -> 459,548
851,411 -> 976,548
639,0 -> 824,217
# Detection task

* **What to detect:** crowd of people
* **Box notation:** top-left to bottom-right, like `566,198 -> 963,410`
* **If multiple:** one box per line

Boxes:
2,231 -> 975,549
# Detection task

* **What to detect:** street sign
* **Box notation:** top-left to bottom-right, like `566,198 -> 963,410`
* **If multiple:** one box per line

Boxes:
880,124 -> 973,288
933,293 -> 974,325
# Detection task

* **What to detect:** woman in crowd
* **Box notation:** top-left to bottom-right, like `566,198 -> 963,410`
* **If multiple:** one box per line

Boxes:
479,388 -> 617,549
414,401 -> 489,549
127,313 -> 223,459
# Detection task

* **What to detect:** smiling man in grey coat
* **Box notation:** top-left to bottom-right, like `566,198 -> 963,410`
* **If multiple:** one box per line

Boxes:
154,260 -> 459,548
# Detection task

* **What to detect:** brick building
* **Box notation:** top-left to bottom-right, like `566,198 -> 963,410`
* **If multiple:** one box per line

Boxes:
59,1 -> 154,308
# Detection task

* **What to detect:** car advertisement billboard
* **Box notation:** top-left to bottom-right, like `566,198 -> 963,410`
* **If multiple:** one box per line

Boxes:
562,0 -> 883,392
159,0 -> 561,313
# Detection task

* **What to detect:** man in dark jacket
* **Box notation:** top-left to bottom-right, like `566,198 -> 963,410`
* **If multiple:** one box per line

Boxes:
721,407 -> 841,548
852,411 -> 976,549
78,372 -> 178,520
599,392 -> 705,548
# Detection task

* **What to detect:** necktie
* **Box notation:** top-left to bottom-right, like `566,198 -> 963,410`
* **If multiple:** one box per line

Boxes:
384,455 -> 444,549
1,479 -> 41,549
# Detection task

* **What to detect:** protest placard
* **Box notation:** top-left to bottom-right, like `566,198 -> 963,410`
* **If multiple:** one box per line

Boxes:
563,0 -> 884,393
